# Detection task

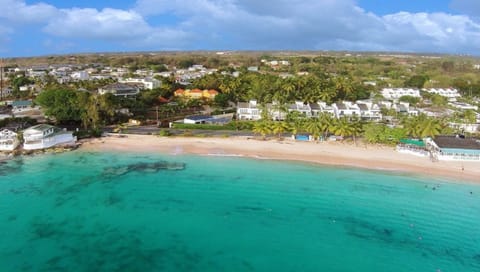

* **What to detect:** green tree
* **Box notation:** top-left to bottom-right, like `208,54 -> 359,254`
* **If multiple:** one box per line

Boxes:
271,121 -> 290,139
252,121 -> 272,140
404,75 -> 428,88
419,118 -> 442,138
331,117 -> 353,141
35,88 -> 82,123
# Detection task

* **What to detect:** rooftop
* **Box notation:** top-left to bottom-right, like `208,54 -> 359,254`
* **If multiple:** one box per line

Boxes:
434,136 -> 480,150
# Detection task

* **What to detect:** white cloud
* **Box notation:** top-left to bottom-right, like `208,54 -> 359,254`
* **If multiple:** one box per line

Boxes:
42,7 -> 191,48
44,8 -> 152,40
1,0 -> 480,55
134,0 -> 480,54
0,0 -> 58,24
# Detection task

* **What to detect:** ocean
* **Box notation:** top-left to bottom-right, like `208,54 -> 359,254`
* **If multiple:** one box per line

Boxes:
1,151 -> 479,271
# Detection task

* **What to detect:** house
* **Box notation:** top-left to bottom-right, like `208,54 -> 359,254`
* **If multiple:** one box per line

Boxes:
98,83 -> 140,98
119,77 -> 161,90
0,129 -> 20,151
184,115 -> 214,124
426,135 -> 480,161
23,124 -> 76,150
237,100 -> 262,120
12,100 -> 33,113
174,88 -> 218,100
183,115 -> 232,125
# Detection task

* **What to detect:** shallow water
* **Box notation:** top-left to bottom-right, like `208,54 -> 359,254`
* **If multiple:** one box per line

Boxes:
1,151 -> 479,271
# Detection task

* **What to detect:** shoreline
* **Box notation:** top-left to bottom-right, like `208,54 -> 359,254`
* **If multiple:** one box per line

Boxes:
78,134 -> 480,184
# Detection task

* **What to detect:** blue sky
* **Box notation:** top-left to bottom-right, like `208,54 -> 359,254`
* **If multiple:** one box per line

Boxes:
1,0 -> 480,57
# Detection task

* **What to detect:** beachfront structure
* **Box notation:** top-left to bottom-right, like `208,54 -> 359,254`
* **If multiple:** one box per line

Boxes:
0,129 -> 20,151
174,88 -> 219,100
332,102 -> 360,118
426,136 -> 480,161
289,101 -> 313,117
356,101 -> 382,121
237,100 -> 261,120
119,77 -> 161,90
23,124 -> 76,150
381,88 -> 421,100
237,100 -> 383,121
312,102 -> 336,117
98,83 -> 140,98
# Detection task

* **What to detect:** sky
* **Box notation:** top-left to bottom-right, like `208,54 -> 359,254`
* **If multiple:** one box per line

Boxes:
1,0 -> 480,57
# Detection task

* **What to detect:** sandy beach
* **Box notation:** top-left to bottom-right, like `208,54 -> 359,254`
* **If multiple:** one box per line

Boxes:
79,134 -> 480,183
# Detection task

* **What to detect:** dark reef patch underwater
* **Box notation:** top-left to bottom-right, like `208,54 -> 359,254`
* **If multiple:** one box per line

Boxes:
1,151 -> 479,271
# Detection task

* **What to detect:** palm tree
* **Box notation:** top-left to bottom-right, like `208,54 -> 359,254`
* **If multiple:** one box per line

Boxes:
331,117 -> 353,141
318,112 -> 334,141
287,111 -> 306,137
349,118 -> 363,145
305,118 -> 323,142
419,118 -> 442,138
252,121 -> 272,140
271,121 -> 290,139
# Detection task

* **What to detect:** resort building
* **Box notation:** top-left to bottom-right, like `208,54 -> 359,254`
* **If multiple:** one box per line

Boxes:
424,88 -> 460,102
356,101 -> 382,121
98,83 -> 140,98
312,102 -> 336,117
426,136 -> 480,161
332,102 -> 360,118
237,100 -> 262,120
381,88 -> 421,100
289,101 -> 313,117
23,124 -> 76,150
237,100 -> 383,121
0,129 -> 20,151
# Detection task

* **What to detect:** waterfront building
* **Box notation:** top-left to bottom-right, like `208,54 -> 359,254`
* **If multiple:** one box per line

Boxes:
23,124 -> 76,150
0,129 -> 20,151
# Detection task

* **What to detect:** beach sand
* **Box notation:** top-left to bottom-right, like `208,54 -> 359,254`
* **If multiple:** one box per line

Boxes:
79,135 -> 480,183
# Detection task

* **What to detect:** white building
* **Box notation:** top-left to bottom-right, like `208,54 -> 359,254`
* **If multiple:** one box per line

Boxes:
23,124 -> 76,150
424,88 -> 460,102
237,100 -> 262,120
381,88 -> 421,100
333,102 -> 361,118
0,129 -> 20,151
356,101 -> 382,121
119,77 -> 161,90
98,83 -> 140,98
71,71 -> 90,80
448,102 -> 478,111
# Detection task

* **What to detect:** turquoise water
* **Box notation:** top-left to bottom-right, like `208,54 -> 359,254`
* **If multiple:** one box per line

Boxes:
1,151 -> 480,272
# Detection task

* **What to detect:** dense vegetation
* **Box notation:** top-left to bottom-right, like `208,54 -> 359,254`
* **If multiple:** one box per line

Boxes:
3,51 -> 479,140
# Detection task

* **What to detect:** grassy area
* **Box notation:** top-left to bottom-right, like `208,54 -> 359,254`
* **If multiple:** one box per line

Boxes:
171,121 -> 254,131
